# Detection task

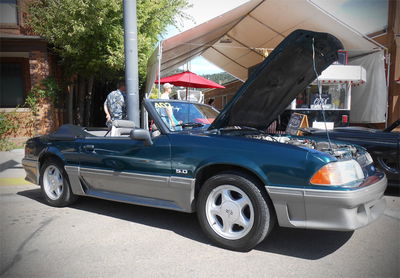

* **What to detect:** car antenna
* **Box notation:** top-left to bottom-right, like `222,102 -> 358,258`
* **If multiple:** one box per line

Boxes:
312,37 -> 333,151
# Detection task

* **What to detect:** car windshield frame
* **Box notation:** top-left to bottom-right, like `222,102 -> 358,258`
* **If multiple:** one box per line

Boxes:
147,99 -> 220,133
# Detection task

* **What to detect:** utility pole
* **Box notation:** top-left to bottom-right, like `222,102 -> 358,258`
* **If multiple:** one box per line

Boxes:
123,0 -> 140,125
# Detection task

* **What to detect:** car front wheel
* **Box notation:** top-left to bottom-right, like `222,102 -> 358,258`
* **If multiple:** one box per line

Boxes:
40,158 -> 77,207
197,172 -> 275,251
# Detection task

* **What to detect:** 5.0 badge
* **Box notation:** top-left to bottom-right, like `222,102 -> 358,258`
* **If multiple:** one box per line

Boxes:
176,169 -> 188,174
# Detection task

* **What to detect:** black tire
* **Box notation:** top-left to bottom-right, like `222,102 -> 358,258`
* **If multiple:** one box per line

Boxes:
39,158 -> 77,207
197,172 -> 275,252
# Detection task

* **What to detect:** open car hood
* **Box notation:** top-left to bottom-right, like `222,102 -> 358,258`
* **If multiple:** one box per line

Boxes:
208,29 -> 343,130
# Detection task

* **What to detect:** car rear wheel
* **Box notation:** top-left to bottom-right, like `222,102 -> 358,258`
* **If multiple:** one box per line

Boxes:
40,158 -> 77,207
197,172 -> 275,251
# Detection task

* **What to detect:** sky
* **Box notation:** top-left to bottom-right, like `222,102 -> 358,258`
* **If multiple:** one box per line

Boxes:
161,0 -> 388,75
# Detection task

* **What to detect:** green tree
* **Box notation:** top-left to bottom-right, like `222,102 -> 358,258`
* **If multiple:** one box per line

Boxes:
27,0 -> 190,124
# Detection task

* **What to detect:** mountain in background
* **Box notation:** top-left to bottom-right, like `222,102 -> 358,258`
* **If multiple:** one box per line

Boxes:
201,72 -> 236,85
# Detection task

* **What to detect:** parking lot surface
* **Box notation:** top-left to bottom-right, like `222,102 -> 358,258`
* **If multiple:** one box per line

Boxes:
1,182 -> 399,278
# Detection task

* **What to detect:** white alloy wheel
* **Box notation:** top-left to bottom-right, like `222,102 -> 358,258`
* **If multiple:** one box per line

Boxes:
205,185 -> 255,240
43,165 -> 64,200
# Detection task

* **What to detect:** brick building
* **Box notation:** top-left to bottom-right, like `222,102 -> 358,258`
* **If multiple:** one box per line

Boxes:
0,0 -> 64,139
204,80 -> 243,110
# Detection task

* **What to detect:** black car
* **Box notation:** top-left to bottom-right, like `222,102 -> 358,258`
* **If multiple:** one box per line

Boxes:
306,119 -> 399,186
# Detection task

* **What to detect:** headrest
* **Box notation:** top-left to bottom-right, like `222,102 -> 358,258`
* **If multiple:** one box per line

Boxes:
112,120 -> 135,128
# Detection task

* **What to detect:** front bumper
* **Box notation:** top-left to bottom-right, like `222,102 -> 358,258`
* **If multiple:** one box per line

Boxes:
22,158 -> 39,185
267,174 -> 387,231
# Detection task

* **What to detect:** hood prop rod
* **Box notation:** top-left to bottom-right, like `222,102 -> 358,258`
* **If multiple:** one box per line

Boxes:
312,37 -> 333,151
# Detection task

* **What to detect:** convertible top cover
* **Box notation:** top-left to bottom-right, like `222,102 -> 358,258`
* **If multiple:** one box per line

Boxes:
49,124 -> 92,141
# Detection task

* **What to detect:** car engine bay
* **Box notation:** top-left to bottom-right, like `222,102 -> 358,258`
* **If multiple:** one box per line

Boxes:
245,133 -> 359,159
217,128 -> 360,160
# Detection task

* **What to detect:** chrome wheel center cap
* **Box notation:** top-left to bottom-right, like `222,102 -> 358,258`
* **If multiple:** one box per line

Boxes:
221,202 -> 239,222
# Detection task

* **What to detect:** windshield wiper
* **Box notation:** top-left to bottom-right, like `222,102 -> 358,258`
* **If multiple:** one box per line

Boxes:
177,122 -> 204,128
240,126 -> 268,134
217,126 -> 266,134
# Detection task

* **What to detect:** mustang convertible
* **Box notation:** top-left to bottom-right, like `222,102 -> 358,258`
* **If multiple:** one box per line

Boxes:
23,30 -> 387,251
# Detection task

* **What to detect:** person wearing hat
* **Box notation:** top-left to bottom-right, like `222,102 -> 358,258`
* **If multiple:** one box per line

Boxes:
161,83 -> 173,99
158,83 -> 182,130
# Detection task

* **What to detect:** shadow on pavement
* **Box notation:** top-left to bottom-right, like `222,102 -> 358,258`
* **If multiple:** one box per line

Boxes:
18,188 -> 352,259
0,160 -> 19,172
17,188 -> 209,245
17,188 -> 44,203
256,226 -> 353,260
385,185 -> 400,197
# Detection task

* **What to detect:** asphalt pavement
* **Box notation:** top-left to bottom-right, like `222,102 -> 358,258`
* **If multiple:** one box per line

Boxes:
0,149 -> 29,186
0,150 -> 399,278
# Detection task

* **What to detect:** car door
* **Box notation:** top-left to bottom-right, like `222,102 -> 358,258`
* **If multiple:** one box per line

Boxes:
78,133 -> 172,201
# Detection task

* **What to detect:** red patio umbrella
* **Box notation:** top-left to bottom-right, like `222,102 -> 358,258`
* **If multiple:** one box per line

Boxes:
155,71 -> 225,89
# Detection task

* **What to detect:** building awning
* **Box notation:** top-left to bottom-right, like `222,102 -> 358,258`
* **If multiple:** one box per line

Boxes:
315,65 -> 367,86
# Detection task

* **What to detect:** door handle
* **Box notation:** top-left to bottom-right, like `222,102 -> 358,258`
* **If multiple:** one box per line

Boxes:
83,145 -> 95,152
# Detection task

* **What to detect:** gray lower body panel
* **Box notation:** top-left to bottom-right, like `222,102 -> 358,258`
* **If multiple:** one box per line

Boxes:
22,158 -> 39,185
65,166 -> 196,213
267,175 -> 387,231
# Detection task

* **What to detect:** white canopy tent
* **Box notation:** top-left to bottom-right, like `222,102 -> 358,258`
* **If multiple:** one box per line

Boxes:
146,0 -> 388,123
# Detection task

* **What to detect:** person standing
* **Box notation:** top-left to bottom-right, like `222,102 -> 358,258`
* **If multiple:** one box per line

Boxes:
104,81 -> 127,122
158,83 -> 181,130
160,83 -> 173,99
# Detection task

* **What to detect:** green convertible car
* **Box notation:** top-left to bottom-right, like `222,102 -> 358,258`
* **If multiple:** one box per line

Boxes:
22,30 -> 387,251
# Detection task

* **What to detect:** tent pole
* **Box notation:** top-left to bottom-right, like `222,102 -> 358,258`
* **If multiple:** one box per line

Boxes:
158,40 -> 162,98
385,52 -> 390,128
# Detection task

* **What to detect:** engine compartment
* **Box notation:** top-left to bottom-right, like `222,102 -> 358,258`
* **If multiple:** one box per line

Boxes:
213,127 -> 367,163
244,133 -> 358,159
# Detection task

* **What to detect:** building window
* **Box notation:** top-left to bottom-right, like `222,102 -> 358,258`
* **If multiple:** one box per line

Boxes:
0,61 -> 27,108
0,0 -> 18,25
222,95 -> 227,107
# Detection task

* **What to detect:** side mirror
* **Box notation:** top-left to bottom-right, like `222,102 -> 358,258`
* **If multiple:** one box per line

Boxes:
130,129 -> 153,146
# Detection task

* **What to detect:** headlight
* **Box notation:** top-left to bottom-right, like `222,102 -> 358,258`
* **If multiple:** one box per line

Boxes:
310,160 -> 364,187
365,152 -> 374,165
356,152 -> 374,167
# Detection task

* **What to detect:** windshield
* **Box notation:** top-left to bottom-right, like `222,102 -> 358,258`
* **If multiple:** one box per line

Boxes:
151,101 -> 219,132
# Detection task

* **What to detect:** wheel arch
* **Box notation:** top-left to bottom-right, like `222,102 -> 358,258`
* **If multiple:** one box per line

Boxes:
38,149 -> 66,171
194,163 -> 269,201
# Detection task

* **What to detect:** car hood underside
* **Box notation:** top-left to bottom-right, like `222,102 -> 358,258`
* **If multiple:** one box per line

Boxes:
208,29 -> 343,131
